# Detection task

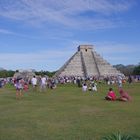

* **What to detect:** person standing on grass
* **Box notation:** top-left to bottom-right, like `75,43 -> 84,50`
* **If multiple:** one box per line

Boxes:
117,75 -> 123,88
31,76 -> 37,91
77,77 -> 81,87
15,78 -> 23,100
128,75 -> 132,84
23,82 -> 29,92
0,80 -> 2,88
40,75 -> 47,92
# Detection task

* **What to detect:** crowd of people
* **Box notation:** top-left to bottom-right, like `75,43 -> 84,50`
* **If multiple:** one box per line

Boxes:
6,75 -> 57,99
76,75 -> 132,101
82,81 -> 97,93
0,74 -> 134,101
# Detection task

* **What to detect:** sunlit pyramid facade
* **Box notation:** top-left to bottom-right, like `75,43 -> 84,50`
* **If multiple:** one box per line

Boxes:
55,45 -> 123,77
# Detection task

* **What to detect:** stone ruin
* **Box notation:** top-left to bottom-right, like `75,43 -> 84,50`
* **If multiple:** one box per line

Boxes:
13,69 -> 35,82
55,45 -> 123,77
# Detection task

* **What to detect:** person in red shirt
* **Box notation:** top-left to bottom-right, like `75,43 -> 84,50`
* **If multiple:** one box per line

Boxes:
118,88 -> 132,101
105,88 -> 116,101
24,82 -> 29,92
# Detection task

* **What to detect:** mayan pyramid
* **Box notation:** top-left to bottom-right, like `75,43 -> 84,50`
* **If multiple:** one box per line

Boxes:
55,45 -> 123,77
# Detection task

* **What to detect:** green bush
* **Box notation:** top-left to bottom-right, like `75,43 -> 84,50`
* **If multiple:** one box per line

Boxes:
101,132 -> 140,140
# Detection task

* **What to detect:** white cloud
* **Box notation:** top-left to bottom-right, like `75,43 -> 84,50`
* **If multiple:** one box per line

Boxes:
0,0 -> 139,70
0,28 -> 15,35
0,49 -> 74,71
0,0 -> 136,29
0,28 -> 43,40
69,40 -> 140,54
94,42 -> 140,54
70,40 -> 140,65
93,41 -> 140,65
0,42 -> 139,70
0,50 -> 73,62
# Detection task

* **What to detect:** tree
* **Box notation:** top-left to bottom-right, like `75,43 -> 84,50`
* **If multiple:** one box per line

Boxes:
113,64 -> 135,76
0,70 -> 15,78
133,65 -> 140,75
35,70 -> 56,77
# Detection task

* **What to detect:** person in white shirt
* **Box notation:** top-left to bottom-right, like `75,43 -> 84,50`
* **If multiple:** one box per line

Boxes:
117,75 -> 123,88
31,76 -> 37,90
91,82 -> 97,92
82,83 -> 87,92
40,76 -> 47,92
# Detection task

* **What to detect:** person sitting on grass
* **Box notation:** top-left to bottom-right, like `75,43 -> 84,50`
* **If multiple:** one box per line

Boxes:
82,83 -> 87,92
117,88 -> 132,102
105,88 -> 116,101
88,84 -> 92,91
91,81 -> 97,92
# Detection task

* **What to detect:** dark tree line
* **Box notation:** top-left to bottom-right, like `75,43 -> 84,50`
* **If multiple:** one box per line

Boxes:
114,63 -> 140,76
133,65 -> 140,75
0,70 -> 15,78
0,70 -> 56,78
35,70 -> 56,77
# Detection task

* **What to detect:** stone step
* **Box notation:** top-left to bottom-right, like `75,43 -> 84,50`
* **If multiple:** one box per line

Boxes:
55,45 -> 123,77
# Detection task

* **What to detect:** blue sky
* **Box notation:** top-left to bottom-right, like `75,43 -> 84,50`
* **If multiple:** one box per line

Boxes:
0,0 -> 140,71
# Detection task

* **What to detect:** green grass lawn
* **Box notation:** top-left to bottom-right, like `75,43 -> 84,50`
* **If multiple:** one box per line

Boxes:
0,82 -> 140,140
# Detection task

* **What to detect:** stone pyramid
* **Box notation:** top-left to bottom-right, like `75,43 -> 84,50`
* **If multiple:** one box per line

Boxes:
55,45 -> 123,77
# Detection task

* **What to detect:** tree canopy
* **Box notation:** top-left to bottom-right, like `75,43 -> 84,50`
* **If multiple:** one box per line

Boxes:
133,65 -> 140,75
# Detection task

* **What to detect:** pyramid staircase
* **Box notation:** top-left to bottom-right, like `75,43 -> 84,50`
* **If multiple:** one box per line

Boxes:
55,45 -> 123,77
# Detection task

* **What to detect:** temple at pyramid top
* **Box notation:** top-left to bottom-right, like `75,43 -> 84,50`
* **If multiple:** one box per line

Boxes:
55,45 -> 123,77
78,45 -> 93,51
